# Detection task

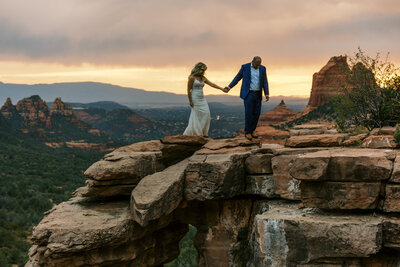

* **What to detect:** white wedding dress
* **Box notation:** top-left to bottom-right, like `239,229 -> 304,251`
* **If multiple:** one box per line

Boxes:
183,79 -> 211,136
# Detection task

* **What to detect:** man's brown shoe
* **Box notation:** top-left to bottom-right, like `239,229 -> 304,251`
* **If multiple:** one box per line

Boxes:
245,134 -> 253,140
251,133 -> 259,138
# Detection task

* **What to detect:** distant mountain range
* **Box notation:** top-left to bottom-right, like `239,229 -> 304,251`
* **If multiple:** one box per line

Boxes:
0,81 -> 308,109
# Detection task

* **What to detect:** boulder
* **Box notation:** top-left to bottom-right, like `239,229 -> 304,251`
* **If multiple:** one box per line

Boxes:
250,202 -> 382,266
245,153 -> 273,174
184,153 -> 248,201
290,149 -> 393,182
362,135 -> 398,149
285,134 -> 348,147
82,151 -> 164,197
131,159 -> 188,226
300,181 -> 381,210
159,135 -> 209,166
245,175 -> 275,198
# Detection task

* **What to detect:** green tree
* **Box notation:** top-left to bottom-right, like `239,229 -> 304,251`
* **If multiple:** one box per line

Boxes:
333,48 -> 400,131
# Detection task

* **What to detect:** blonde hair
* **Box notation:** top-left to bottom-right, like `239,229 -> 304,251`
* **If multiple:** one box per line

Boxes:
190,62 -> 207,80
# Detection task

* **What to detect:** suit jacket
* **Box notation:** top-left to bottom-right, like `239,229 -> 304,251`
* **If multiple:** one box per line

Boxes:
228,63 -> 269,99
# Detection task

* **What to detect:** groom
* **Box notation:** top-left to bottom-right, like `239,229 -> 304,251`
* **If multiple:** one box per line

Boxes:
224,56 -> 269,140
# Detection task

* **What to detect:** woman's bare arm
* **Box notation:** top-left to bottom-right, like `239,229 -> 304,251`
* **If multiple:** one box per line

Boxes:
187,76 -> 195,107
204,77 -> 224,91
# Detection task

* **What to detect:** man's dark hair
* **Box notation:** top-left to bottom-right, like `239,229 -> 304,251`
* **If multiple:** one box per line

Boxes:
253,56 -> 261,62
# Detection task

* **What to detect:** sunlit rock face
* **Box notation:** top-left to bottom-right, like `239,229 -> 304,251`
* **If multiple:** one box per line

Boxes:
26,136 -> 400,267
305,56 -> 350,112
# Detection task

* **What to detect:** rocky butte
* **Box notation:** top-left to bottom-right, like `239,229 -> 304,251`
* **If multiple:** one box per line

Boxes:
254,100 -> 297,144
303,55 -> 350,113
26,133 -> 400,266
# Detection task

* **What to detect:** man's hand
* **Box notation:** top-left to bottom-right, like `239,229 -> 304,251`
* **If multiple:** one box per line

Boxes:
265,95 -> 270,102
223,87 -> 230,93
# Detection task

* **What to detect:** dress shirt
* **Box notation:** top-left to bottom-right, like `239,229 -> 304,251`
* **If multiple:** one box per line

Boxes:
249,65 -> 260,91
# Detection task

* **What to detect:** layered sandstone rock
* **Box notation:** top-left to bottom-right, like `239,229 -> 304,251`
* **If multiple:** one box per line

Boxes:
305,56 -> 350,111
285,134 -> 348,147
131,159 -> 188,226
160,135 -> 208,165
27,197 -> 187,267
27,136 -> 400,267
342,133 -> 368,146
289,123 -> 328,136
290,148 -> 394,210
184,153 -> 248,201
250,202 -> 383,266
80,143 -> 165,198
290,149 -> 393,182
271,147 -> 328,200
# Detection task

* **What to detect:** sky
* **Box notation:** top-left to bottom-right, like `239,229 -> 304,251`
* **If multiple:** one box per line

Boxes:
0,0 -> 399,97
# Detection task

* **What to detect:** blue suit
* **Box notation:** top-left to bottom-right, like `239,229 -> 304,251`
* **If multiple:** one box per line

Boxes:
228,63 -> 269,134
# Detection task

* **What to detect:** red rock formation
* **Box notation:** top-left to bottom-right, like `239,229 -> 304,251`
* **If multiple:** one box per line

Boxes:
252,100 -> 296,144
0,97 -> 18,118
258,100 -> 298,126
15,95 -> 51,128
304,56 -> 350,112
50,97 -> 74,116
26,137 -> 400,266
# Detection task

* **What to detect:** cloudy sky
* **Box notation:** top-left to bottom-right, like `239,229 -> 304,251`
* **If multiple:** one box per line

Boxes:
0,0 -> 399,96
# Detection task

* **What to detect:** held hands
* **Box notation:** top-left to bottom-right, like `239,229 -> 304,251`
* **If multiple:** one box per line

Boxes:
222,87 -> 230,93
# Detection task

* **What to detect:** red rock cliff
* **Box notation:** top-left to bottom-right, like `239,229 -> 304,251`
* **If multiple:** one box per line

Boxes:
305,56 -> 350,111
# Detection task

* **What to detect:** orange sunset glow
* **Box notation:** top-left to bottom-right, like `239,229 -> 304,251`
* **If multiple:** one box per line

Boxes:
0,0 -> 399,97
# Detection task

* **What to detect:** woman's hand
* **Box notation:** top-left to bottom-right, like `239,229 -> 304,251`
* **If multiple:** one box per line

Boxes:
190,101 -> 194,107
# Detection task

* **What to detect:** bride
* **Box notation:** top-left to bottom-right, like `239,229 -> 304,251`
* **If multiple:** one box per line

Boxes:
183,62 -> 225,137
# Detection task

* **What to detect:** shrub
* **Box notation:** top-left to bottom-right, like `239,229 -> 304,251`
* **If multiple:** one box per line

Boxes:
333,48 -> 400,131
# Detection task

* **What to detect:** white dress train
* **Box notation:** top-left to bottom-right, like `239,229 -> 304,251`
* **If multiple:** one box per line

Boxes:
183,79 -> 211,136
